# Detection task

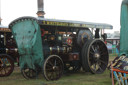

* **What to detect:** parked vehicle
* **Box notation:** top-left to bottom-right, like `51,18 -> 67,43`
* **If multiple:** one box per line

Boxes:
0,25 -> 18,77
9,17 -> 112,80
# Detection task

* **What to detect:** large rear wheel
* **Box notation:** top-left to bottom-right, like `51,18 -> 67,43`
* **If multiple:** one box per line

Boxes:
82,39 -> 108,74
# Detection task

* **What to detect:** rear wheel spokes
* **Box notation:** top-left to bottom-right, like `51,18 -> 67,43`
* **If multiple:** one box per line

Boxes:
97,64 -> 104,72
89,51 -> 94,55
93,63 -> 97,70
90,62 -> 103,72
91,58 -> 107,73
90,44 -> 99,53
82,39 -> 108,74
95,45 -> 100,52
91,45 -> 95,52
100,52 -> 108,56
98,59 -> 107,66
91,63 -> 97,72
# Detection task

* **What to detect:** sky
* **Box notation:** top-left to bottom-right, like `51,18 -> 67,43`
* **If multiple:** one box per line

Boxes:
1,0 -> 122,33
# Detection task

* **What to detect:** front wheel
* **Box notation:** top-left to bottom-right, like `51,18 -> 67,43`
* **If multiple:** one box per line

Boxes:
43,55 -> 64,81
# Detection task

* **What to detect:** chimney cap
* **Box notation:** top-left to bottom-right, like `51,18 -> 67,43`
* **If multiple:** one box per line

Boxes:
37,11 -> 45,17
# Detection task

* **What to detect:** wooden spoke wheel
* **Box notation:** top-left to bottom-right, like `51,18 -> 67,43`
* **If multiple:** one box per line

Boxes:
21,68 -> 37,79
0,54 -> 14,77
82,39 -> 109,74
43,55 -> 64,81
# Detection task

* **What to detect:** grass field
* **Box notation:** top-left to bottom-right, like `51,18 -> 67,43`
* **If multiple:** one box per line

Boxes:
0,54 -> 117,85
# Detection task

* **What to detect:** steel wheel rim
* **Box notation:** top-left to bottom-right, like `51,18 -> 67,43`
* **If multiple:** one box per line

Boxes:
82,39 -> 108,74
87,39 -> 108,73
43,55 -> 63,81
0,54 -> 14,77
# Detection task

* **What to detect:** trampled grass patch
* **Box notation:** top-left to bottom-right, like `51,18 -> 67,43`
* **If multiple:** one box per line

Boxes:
0,54 -> 116,85
0,67 -> 112,85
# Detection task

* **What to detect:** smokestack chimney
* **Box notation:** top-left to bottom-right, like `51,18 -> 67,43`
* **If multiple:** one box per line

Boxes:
37,0 -> 45,18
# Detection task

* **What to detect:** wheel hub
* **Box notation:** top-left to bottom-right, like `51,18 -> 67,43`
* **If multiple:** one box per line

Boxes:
94,53 -> 100,60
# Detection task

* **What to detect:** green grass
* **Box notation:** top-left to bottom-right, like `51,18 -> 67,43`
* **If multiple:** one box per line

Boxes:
0,54 -> 116,85
0,69 -> 112,85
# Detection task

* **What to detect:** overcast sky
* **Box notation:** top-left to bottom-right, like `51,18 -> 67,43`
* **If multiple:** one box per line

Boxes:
1,0 -> 122,33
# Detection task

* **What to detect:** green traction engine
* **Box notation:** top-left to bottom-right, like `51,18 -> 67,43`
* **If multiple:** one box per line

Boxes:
9,17 -> 112,80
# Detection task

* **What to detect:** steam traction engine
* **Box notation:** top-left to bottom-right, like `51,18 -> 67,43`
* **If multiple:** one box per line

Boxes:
0,26 -> 18,77
9,17 -> 112,80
